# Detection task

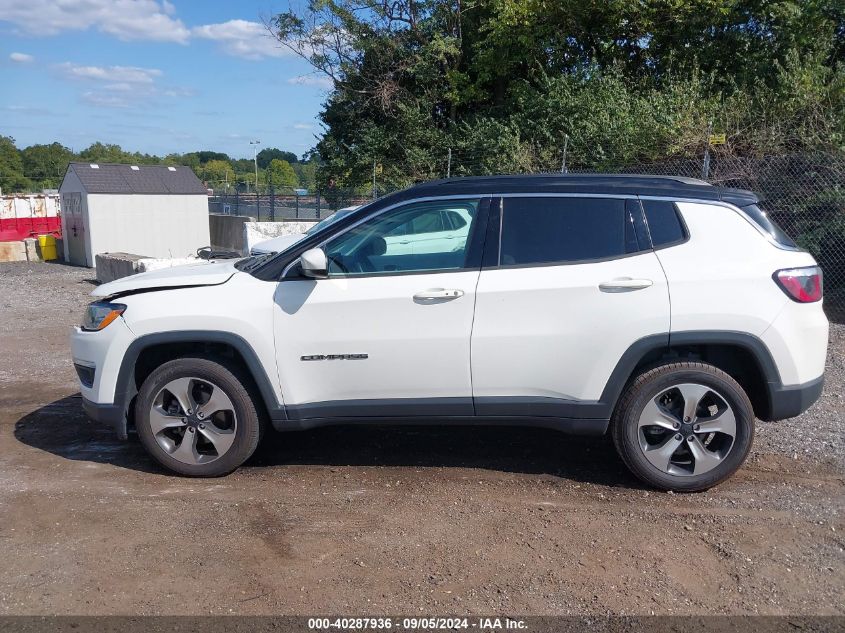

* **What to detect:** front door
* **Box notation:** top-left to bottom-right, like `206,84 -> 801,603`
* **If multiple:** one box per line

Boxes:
273,197 -> 488,420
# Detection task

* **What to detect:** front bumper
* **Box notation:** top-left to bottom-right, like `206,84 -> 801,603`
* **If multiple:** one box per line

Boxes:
82,397 -> 128,439
71,317 -> 135,440
766,375 -> 824,421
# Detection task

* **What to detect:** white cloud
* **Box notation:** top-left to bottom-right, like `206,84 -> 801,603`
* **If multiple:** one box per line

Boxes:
81,91 -> 132,109
57,62 -> 191,109
292,122 -> 314,130
192,20 -> 291,60
287,74 -> 333,88
0,0 -> 189,43
58,63 -> 163,84
9,52 -> 34,63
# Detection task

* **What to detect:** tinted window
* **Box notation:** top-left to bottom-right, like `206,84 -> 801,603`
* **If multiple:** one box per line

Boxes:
741,204 -> 797,248
386,209 -> 450,236
446,210 -> 467,230
325,200 -> 479,275
642,200 -> 687,247
499,197 -> 632,266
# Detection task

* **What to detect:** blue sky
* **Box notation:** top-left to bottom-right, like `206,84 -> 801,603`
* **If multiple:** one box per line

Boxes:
0,0 -> 330,159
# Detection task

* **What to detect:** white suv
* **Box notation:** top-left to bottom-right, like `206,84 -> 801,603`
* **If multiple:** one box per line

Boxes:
71,175 -> 828,490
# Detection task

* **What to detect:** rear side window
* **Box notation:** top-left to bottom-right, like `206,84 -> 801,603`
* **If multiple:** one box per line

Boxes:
499,197 -> 641,266
741,204 -> 797,248
642,200 -> 687,248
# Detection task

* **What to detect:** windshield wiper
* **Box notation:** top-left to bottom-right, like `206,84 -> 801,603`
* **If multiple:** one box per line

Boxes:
237,252 -> 276,273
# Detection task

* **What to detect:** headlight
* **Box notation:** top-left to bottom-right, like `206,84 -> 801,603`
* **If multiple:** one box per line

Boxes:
81,302 -> 126,331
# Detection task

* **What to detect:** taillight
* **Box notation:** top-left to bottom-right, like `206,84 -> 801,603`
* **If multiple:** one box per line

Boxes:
773,266 -> 823,303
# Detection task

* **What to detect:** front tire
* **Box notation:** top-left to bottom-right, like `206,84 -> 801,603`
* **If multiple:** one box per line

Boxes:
135,357 -> 262,477
611,362 -> 754,492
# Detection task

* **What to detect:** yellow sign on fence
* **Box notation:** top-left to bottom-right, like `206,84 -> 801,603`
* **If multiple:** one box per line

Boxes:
709,133 -> 727,145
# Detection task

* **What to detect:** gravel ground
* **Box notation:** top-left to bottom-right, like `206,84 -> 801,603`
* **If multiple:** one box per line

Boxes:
0,261 -> 842,616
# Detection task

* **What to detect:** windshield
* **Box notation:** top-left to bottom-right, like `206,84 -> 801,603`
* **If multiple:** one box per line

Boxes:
304,209 -> 353,236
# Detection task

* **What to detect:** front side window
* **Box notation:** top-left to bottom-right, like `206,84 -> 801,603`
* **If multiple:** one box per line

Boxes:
324,199 -> 479,276
499,197 -> 639,266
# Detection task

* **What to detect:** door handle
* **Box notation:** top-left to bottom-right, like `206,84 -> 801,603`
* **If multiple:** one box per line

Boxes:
413,288 -> 464,300
599,278 -> 653,292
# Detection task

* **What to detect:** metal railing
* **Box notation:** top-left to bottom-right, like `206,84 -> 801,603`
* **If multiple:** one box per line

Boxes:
208,188 -> 370,221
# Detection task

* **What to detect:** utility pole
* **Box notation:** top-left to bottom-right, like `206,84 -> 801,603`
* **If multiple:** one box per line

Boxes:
701,121 -> 712,181
372,160 -> 377,201
250,140 -> 261,193
560,134 -> 569,173
447,148 -> 452,178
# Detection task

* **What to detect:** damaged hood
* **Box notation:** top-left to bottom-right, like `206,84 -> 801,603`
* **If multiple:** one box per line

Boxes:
92,259 -> 241,298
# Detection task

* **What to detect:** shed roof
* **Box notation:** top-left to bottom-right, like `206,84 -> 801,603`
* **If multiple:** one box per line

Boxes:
64,162 -> 208,195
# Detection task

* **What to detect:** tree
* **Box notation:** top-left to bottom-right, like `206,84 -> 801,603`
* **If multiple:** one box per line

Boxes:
266,158 -> 299,189
189,150 -> 231,164
257,147 -> 298,169
200,159 -> 234,187
293,159 -> 318,192
21,143 -> 75,190
0,136 -> 32,193
270,0 -> 845,190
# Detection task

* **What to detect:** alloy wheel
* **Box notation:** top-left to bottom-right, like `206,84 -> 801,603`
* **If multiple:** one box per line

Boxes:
149,377 -> 238,465
637,382 -> 737,477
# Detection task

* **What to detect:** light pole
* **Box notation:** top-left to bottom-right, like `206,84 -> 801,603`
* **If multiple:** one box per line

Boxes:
249,140 -> 261,193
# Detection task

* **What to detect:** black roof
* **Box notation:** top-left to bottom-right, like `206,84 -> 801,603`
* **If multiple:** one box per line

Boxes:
393,173 -> 758,206
63,162 -> 208,195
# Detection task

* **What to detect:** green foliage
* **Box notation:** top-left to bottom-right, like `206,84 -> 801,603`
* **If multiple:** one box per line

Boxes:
0,136 -> 32,193
79,142 -> 159,165
257,148 -> 298,169
293,159 -> 318,192
21,143 -> 75,190
270,0 -> 844,191
198,159 -> 234,186
0,139 -> 304,194
266,159 -> 299,188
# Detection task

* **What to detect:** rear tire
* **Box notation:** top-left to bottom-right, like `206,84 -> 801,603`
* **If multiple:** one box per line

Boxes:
611,361 -> 754,492
135,357 -> 263,477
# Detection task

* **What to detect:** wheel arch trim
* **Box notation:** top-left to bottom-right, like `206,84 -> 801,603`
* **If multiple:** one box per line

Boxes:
600,330 -> 782,417
112,330 -> 286,439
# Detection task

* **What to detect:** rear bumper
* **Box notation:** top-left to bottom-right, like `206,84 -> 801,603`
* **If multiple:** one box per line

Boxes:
766,375 -> 824,421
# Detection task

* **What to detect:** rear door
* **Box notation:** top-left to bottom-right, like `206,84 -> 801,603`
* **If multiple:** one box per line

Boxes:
470,195 -> 670,419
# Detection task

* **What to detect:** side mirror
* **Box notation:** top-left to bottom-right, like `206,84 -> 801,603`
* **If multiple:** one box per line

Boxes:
300,247 -> 328,279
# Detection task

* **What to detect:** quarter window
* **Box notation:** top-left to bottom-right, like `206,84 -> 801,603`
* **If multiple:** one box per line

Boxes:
325,200 -> 479,276
642,200 -> 687,247
499,197 -> 640,266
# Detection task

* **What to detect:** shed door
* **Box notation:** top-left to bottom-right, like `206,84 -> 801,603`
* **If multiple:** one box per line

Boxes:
62,193 -> 87,266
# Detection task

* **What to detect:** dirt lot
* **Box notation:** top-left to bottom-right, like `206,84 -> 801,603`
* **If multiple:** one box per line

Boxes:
0,261 -> 842,616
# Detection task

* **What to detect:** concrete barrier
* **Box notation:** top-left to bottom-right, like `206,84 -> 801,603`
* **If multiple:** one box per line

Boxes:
95,253 -> 145,283
95,252 -> 209,283
0,241 -> 27,262
23,238 -> 41,262
244,220 -> 318,254
209,214 -> 255,255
